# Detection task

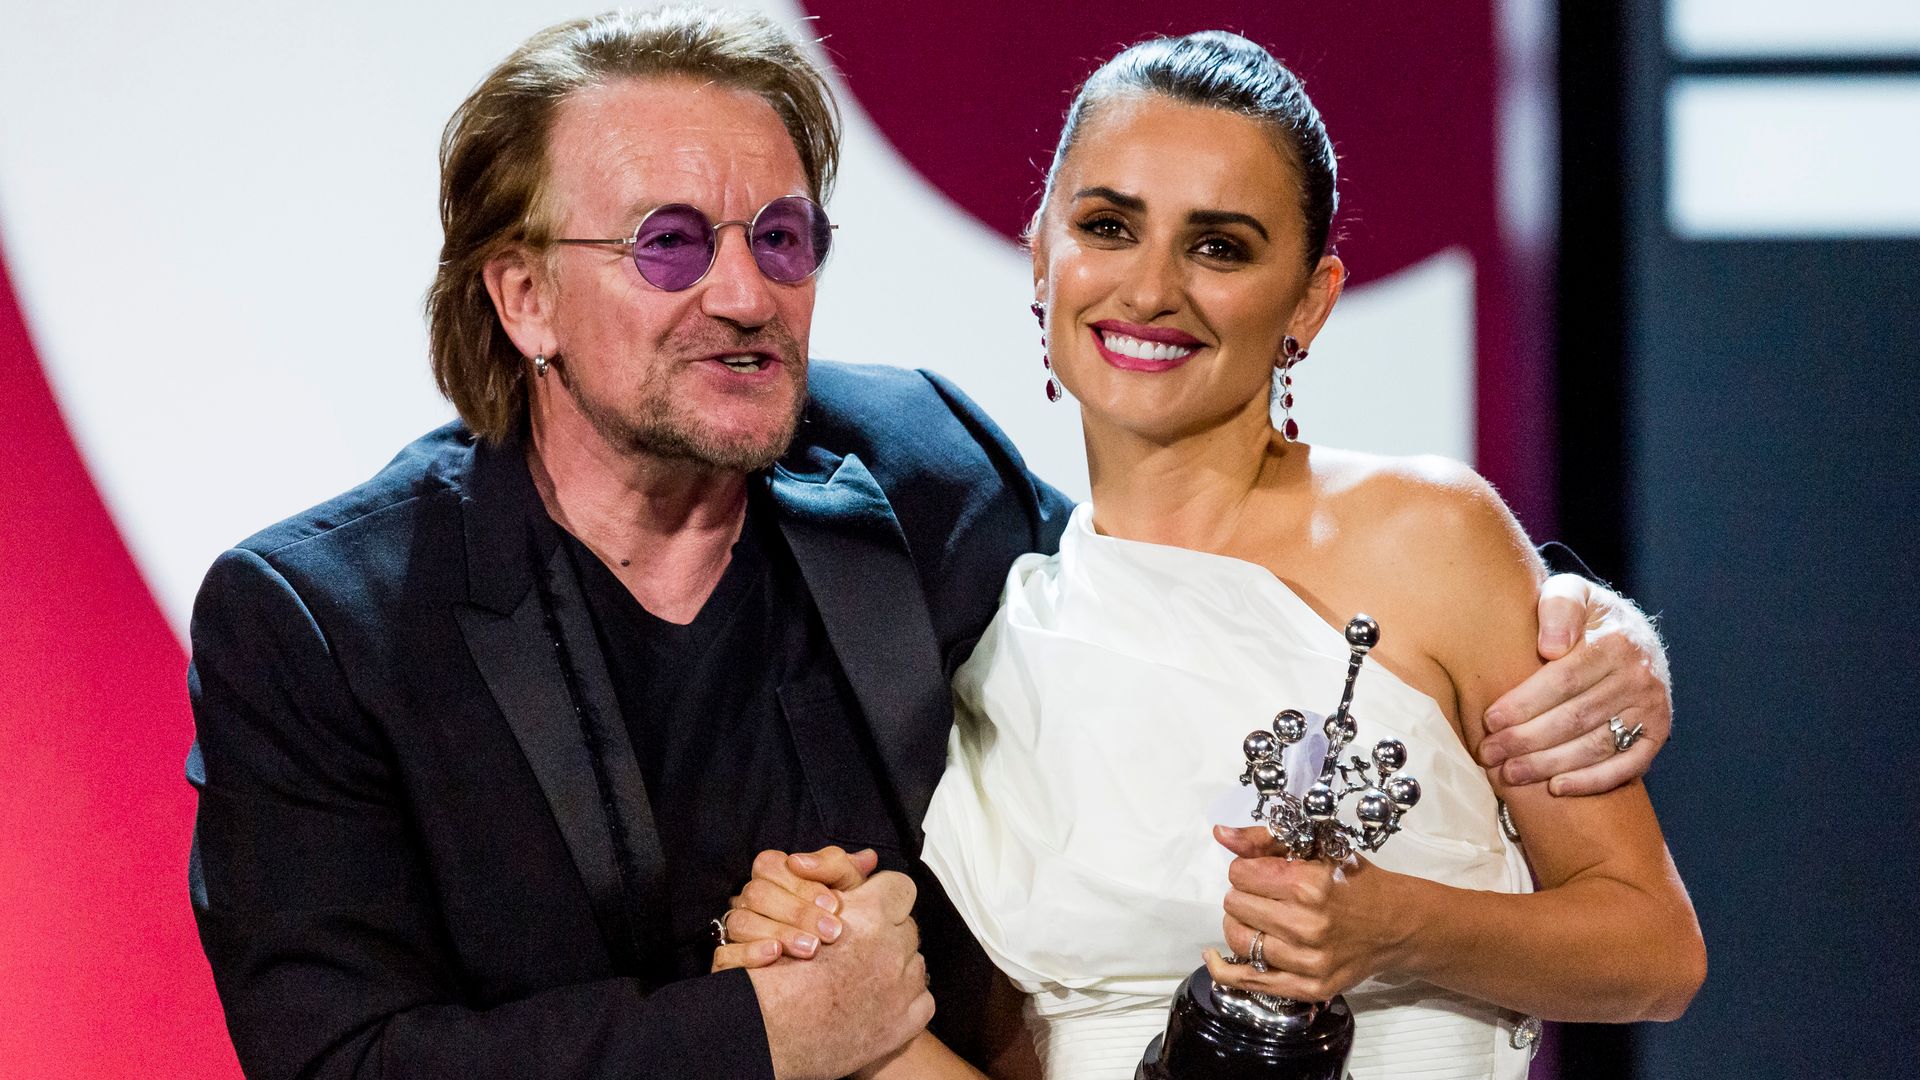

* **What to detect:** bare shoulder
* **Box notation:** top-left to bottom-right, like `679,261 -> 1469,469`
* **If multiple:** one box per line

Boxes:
1305,447 -> 1539,577
1285,446 -> 1547,737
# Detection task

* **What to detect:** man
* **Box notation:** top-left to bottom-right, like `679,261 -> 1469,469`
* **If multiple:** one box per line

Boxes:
186,9 -> 1672,1079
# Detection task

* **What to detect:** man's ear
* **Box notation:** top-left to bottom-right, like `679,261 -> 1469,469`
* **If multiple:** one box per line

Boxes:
1286,254 -> 1346,349
482,247 -> 558,360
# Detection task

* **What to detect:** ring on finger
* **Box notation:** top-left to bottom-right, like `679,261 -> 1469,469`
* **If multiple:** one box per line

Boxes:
1607,715 -> 1645,753
710,908 -> 738,947
1249,930 -> 1268,973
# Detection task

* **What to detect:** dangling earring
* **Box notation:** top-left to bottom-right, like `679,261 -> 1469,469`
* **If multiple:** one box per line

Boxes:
1032,301 -> 1061,403
1277,335 -> 1309,442
532,354 -> 549,378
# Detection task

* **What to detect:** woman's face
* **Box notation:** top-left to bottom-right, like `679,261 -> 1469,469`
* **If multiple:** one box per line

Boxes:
1034,93 -> 1341,443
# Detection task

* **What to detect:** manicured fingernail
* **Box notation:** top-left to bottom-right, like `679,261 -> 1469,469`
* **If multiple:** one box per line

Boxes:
814,892 -> 838,912
1505,762 -> 1534,785
1481,742 -> 1508,767
1483,708 -> 1508,732
817,914 -> 842,942
793,933 -> 818,955
792,853 -> 818,869
1548,778 -> 1566,797
756,940 -> 779,960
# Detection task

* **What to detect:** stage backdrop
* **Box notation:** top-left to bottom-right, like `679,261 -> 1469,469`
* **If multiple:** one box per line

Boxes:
0,3 -> 1550,1075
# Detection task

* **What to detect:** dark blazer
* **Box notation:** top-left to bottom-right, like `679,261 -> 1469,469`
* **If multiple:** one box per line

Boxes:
187,361 -> 1074,1080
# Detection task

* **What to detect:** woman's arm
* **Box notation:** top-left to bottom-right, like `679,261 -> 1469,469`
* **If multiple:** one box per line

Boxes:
853,1032 -> 989,1080
1412,467 -> 1704,1020
855,972 -> 1037,1080
1212,464 -> 1704,1023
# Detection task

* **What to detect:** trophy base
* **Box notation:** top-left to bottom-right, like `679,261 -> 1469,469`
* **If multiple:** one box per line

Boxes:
1136,967 -> 1354,1080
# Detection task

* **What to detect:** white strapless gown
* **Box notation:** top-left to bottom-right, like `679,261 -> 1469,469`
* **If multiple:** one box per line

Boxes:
922,504 -> 1538,1080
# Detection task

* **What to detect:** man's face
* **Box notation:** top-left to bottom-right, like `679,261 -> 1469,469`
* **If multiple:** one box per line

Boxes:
537,77 -> 815,471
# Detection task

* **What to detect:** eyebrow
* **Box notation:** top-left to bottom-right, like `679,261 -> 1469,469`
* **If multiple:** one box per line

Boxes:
1072,186 -> 1270,241
1074,186 -> 1146,212
1188,209 -> 1270,241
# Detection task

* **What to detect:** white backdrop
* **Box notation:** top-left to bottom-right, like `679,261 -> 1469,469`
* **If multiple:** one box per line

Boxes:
0,0 -> 1473,635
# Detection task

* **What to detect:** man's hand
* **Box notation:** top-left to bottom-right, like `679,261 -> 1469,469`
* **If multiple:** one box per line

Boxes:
1478,574 -> 1672,796
745,870 -> 932,1080
712,846 -> 879,969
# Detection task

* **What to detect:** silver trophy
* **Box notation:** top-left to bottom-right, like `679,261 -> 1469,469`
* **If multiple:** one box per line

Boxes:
1139,614 -> 1420,1080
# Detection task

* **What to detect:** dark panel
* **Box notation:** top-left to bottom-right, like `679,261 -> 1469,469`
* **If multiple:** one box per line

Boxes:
1615,2 -> 1920,1073
1557,0 -> 1633,584
1553,1 -> 1638,1071
1626,238 -> 1920,1077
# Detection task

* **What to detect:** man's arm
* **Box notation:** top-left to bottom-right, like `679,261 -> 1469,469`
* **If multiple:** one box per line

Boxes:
188,548 -> 922,1080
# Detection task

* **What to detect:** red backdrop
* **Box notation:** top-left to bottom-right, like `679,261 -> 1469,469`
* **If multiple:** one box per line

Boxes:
0,245 -> 238,1076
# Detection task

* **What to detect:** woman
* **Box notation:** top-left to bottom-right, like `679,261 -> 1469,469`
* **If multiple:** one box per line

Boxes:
723,31 -> 1703,1080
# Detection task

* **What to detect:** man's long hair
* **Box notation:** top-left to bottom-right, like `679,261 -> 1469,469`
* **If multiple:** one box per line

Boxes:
426,6 -> 841,442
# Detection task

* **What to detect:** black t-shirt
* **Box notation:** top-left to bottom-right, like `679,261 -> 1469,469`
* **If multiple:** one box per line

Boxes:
566,483 -> 894,980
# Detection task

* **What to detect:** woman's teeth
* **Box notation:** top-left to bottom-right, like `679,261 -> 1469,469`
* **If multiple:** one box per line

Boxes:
1100,332 -> 1196,361
719,355 -> 765,371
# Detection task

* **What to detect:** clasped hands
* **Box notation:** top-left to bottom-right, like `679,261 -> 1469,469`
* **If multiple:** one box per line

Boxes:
719,848 -> 931,1080
713,845 -> 888,970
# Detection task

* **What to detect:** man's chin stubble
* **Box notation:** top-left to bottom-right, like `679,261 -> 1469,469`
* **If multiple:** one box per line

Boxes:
581,376 -> 807,474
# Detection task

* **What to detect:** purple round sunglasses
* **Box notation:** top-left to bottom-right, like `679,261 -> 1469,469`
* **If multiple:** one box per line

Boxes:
552,195 -> 836,292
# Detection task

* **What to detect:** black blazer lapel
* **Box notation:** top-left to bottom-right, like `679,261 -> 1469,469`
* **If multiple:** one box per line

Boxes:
452,436 -> 667,974
771,452 -> 954,844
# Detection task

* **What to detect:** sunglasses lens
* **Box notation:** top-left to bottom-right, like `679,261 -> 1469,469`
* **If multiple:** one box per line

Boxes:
750,197 -> 833,283
631,204 -> 715,291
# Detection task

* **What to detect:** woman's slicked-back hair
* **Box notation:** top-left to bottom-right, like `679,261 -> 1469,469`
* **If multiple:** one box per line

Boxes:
426,6 -> 841,443
1039,31 -> 1338,268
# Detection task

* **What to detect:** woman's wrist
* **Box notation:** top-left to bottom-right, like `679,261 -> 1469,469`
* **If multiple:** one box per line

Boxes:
1375,868 -> 1451,983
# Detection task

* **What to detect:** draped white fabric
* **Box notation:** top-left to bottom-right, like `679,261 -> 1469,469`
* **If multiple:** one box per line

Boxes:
922,504 -> 1535,1079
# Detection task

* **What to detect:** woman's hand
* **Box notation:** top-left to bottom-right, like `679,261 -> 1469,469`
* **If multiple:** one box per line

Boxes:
1202,825 -> 1415,1003
710,845 -> 880,973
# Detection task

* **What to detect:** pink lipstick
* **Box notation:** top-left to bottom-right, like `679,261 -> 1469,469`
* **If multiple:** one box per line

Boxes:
1088,320 -> 1204,372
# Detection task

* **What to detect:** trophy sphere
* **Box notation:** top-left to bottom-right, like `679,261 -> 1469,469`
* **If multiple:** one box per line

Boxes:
1385,774 -> 1422,810
1372,739 -> 1408,775
1325,714 -> 1358,745
1272,709 -> 1308,743
1344,614 -> 1381,653
1357,790 -> 1395,825
1303,782 -> 1338,821
1250,760 -> 1286,794
1243,729 -> 1278,762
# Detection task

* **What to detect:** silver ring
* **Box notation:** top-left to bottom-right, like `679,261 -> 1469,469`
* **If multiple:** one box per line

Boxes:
1607,716 -> 1645,754
710,909 -> 735,947
1249,930 -> 1268,973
